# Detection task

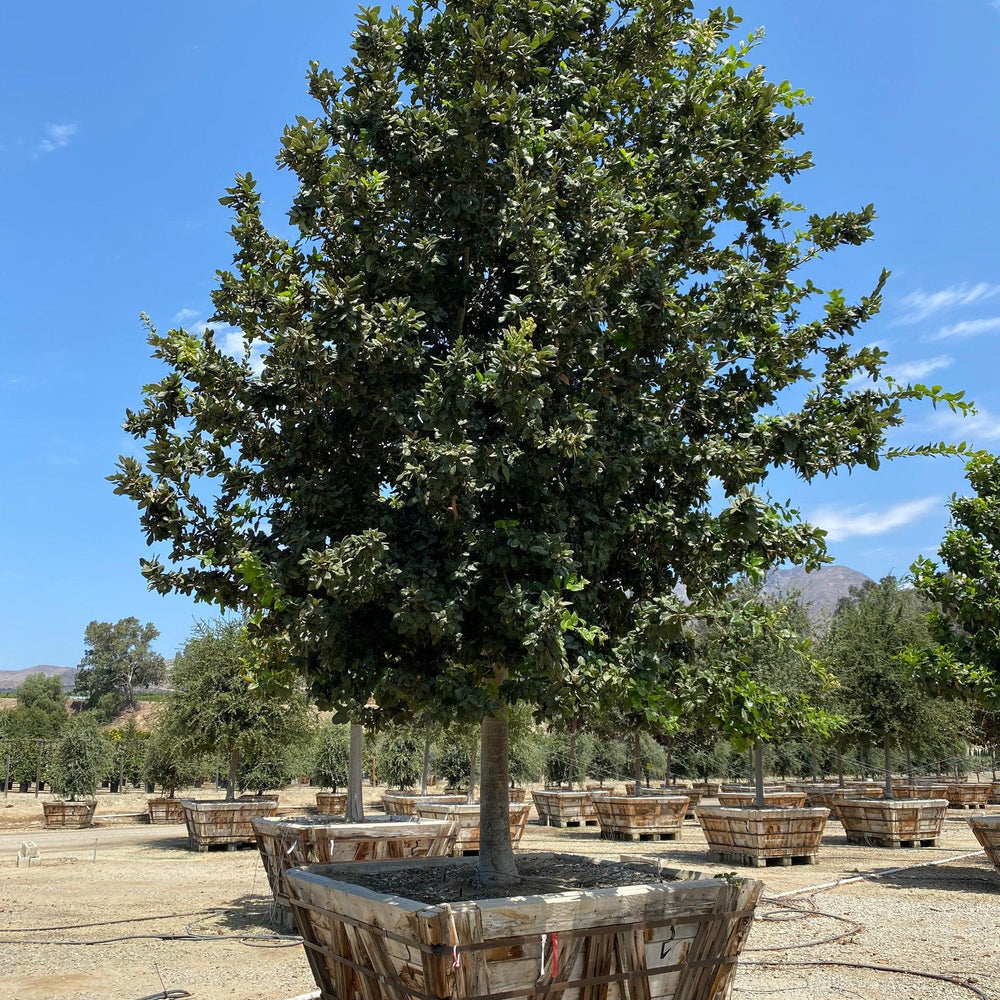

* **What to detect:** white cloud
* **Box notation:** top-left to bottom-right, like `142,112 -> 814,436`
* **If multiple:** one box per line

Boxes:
886,355 -> 953,381
896,283 -> 1000,324
168,308 -> 266,376
37,122 -> 78,153
171,308 -> 201,324
931,316 -> 1000,341
928,406 -> 1000,443
811,497 -> 942,542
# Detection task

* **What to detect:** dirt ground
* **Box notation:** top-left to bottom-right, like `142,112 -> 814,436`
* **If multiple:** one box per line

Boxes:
1,783 -> 998,1000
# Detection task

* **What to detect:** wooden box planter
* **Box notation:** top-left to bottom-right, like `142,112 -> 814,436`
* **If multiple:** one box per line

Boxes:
717,791 -> 807,809
720,783 -> 786,793
413,803 -> 532,854
253,817 -> 458,925
42,801 -> 97,829
945,782 -> 993,809
832,798 -> 948,848
593,795 -> 690,842
696,806 -> 829,867
315,791 -> 348,816
891,784 -> 949,800
967,815 -> 1000,871
990,780 -> 1000,805
508,787 -> 527,804
285,853 -> 762,1000
531,789 -> 600,828
382,792 -> 468,817
147,797 -> 185,824
692,781 -> 721,797
181,799 -> 278,851
800,786 -> 841,808
623,785 -> 702,817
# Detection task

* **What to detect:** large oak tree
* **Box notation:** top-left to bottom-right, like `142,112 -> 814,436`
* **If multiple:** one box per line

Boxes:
113,1 -> 960,885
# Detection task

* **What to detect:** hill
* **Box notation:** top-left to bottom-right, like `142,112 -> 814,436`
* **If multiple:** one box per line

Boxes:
0,664 -> 76,692
763,564 -> 872,628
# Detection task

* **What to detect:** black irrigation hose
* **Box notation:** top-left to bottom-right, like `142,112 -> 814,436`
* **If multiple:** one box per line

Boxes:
133,992 -> 191,1000
745,896 -> 865,952
741,959 -> 993,1000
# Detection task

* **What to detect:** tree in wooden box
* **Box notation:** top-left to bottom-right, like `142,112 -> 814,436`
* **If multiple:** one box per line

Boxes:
820,577 -> 957,845
45,715 -> 110,829
111,0 -> 962,994
671,591 -> 838,867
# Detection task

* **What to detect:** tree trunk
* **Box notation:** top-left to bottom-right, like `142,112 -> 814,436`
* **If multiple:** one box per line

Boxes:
478,709 -> 518,887
905,744 -> 913,782
346,723 -> 364,822
664,739 -> 672,787
467,740 -> 478,804
883,736 -> 894,800
633,733 -> 643,795
753,744 -> 766,810
567,729 -> 576,790
747,746 -> 754,785
837,749 -> 845,788
227,744 -> 238,802
421,734 -> 431,795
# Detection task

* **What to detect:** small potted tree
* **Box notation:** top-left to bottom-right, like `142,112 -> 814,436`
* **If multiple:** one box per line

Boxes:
165,618 -> 311,850
688,592 -> 837,867
45,715 -> 110,828
824,577 -> 952,848
312,722 -> 351,816
143,720 -> 199,823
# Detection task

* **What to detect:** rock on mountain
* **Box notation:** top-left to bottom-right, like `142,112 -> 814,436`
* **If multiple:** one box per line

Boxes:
763,565 -> 873,627
0,665 -> 77,692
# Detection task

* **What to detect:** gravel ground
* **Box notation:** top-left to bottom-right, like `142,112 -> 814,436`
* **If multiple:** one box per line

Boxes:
1,785 -> 998,1000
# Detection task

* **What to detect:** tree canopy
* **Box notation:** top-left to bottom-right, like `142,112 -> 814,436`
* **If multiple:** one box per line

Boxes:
162,618 -> 312,800
910,453 -> 1000,711
112,0 -> 958,726
111,1 -> 964,880
74,618 -> 165,716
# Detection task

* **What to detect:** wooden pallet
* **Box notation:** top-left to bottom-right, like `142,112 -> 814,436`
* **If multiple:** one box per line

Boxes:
844,836 -> 938,848
708,850 -> 819,868
602,829 -> 682,842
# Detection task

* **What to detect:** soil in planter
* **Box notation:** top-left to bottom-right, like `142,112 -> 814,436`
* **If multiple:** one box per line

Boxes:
320,853 -> 713,904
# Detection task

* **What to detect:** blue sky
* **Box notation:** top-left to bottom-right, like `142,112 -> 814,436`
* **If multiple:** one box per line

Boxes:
2,1 -> 998,671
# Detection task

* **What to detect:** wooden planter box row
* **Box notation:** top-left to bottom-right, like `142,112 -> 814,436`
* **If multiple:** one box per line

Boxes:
968,815 -> 1000,872
592,795 -> 689,842
717,791 -> 806,809
181,799 -> 278,850
622,784 -> 702,816
382,793 -> 469,817
832,798 -> 948,848
254,817 -> 459,925
147,797 -> 185,824
42,801 -> 97,829
944,782 -> 993,809
412,802 -> 532,854
531,789 -> 606,827
696,806 -> 829,867
285,853 -> 762,1000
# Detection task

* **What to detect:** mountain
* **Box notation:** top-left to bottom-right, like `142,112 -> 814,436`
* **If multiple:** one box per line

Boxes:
762,564 -> 873,628
0,665 -> 77,692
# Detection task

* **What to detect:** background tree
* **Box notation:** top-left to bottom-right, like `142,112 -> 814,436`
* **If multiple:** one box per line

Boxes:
684,589 -> 839,807
74,618 -> 165,719
51,715 -> 111,802
311,723 -> 351,791
143,717 -> 199,797
15,675 -> 68,727
910,453 -> 1000,714
112,2 -> 964,886
163,618 -> 311,801
821,576 -> 942,797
